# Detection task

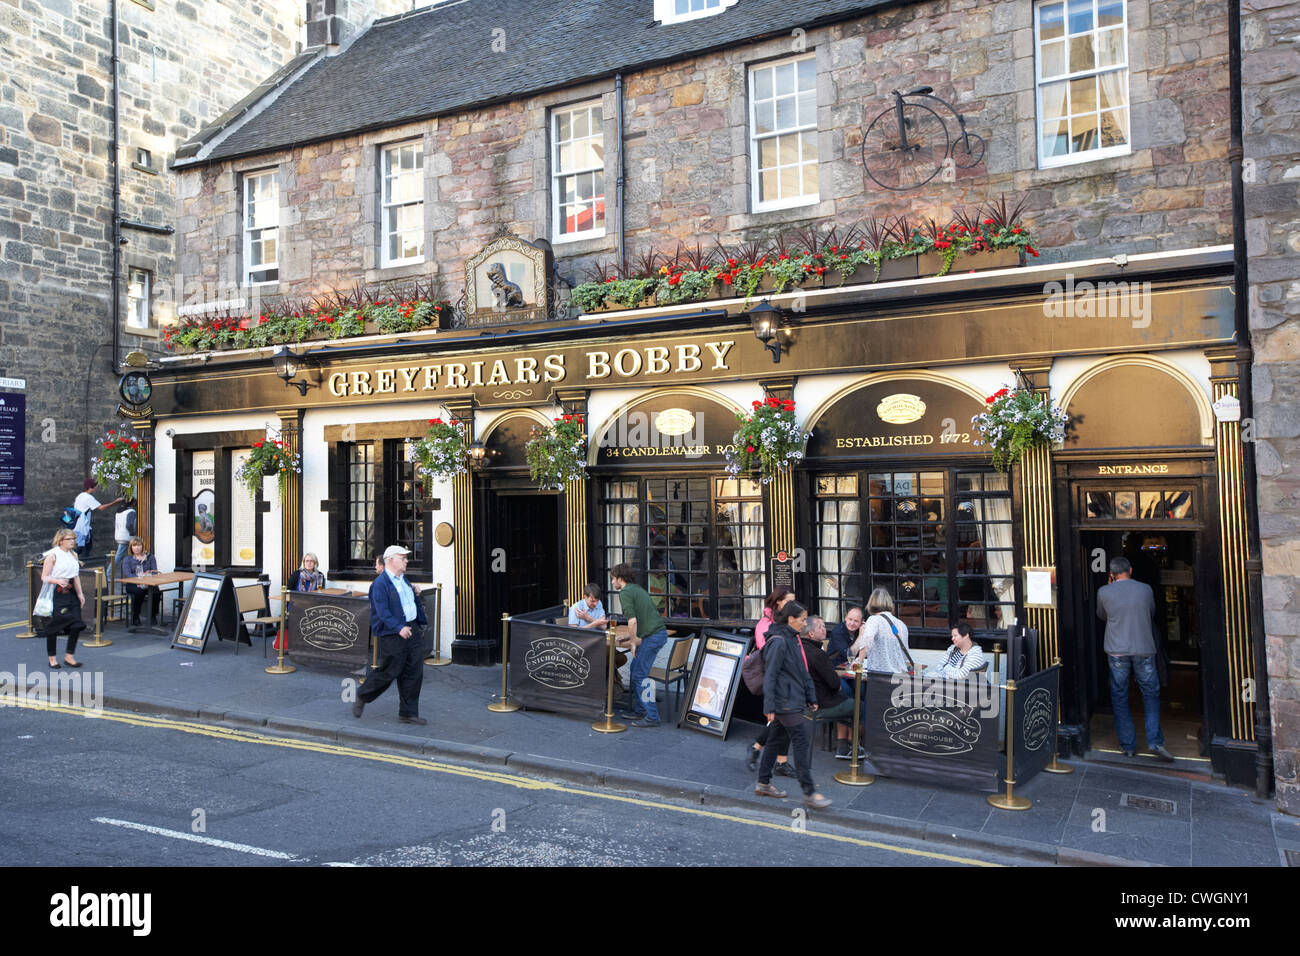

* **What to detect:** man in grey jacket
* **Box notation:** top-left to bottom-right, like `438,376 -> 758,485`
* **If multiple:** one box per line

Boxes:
1098,556 -> 1174,761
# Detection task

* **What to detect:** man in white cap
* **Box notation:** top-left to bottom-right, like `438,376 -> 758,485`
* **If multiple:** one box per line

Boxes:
352,544 -> 429,725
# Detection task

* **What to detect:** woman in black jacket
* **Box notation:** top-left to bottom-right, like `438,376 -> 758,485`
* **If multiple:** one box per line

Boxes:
754,601 -> 831,810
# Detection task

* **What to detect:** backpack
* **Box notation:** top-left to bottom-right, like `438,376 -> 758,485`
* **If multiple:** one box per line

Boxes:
741,644 -> 766,694
59,506 -> 79,529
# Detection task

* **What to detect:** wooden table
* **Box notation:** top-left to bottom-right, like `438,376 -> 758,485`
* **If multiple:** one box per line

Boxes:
119,572 -> 194,629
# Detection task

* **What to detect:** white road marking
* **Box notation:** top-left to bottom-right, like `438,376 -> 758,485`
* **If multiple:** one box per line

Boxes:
93,817 -> 301,860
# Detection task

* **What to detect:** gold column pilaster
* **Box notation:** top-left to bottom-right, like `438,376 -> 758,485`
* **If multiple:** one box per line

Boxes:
276,409 -> 304,586
1015,363 -> 1059,667
557,389 -> 591,606
447,402 -> 476,639
131,420 -> 155,552
1209,349 -> 1255,741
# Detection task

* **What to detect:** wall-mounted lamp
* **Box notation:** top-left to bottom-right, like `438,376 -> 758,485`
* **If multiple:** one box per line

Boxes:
467,439 -> 488,469
272,345 -> 313,396
748,299 -> 788,364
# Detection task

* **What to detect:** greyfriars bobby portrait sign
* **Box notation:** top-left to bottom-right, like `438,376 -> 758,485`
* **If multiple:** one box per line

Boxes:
464,234 -> 554,327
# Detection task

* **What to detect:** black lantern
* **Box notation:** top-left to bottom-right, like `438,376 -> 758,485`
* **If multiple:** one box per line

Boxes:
272,345 -> 310,396
467,439 -> 487,468
748,299 -> 786,364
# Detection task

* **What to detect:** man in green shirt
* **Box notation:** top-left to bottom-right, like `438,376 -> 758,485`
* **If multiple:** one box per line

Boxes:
610,563 -> 669,727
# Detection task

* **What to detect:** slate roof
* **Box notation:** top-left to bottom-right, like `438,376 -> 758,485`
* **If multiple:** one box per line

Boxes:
180,0 -> 887,166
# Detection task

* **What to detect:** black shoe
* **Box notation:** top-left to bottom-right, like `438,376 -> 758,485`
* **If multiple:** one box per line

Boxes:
835,740 -> 851,760
774,762 -> 794,777
1151,745 -> 1175,762
1121,749 -> 1136,757
131,618 -> 141,628
351,699 -> 364,719
399,715 -> 428,726
746,748 -> 761,773
629,717 -> 660,728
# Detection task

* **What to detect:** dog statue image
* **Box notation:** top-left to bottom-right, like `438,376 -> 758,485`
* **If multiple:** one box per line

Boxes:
487,262 -> 525,309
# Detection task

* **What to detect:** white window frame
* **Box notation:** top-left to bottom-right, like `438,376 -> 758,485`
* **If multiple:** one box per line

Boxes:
551,101 -> 606,244
1034,0 -> 1131,169
126,267 -> 151,331
242,169 -> 279,286
380,140 -> 425,268
654,0 -> 739,25
748,52 -> 819,213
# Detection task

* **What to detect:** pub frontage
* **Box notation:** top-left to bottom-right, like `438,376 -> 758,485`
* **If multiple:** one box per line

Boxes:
134,236 -> 1267,785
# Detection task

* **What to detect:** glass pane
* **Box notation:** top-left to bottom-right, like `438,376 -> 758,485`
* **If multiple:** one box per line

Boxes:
779,164 -> 799,197
802,163 -> 818,197
556,112 -> 570,140
573,110 -> 588,138
778,133 -> 798,164
1087,491 -> 1114,518
1100,108 -> 1127,147
802,130 -> 818,162
755,101 -> 775,136
798,90 -> 816,126
1068,0 -> 1093,34
1039,1 -> 1065,40
1041,79 -> 1067,121
1070,75 -> 1097,114
758,136 -> 778,169
1043,121 -> 1069,158
558,142 -> 573,172
1115,491 -> 1137,519
1041,39 -> 1066,78
775,96 -> 795,131
1070,34 -> 1095,72
1098,0 -> 1124,27
1098,27 -> 1125,67
1140,492 -> 1166,520
1071,111 -> 1099,152
1166,490 -> 1193,520
774,62 -> 795,96
797,57 -> 815,89
590,106 -> 603,127
837,475 -> 858,495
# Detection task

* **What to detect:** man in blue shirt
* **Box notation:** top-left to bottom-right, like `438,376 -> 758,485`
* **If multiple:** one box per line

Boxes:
567,584 -> 608,629
352,545 -> 429,725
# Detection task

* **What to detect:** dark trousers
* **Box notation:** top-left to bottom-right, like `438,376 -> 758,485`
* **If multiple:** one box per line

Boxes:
359,628 -> 426,717
126,584 -> 162,624
756,720 -> 791,757
758,712 -> 815,795
44,588 -> 86,657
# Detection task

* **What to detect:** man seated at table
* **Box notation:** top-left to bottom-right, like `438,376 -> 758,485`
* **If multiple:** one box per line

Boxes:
932,623 -> 987,678
567,583 -> 608,629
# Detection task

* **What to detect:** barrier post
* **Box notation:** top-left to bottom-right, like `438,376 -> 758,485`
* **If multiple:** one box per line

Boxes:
833,661 -> 873,786
81,569 -> 112,648
592,623 -> 627,734
988,679 -> 1032,810
16,560 -> 38,639
991,641 -> 1003,682
1042,659 -> 1074,774
424,582 -> 450,667
488,612 -> 520,713
265,588 -> 296,675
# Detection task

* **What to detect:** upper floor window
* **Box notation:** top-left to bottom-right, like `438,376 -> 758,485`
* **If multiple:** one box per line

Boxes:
1035,0 -> 1129,167
243,170 -> 279,285
655,0 -> 739,24
126,268 -> 151,331
552,102 -> 606,243
749,54 -> 818,212
381,141 -> 425,267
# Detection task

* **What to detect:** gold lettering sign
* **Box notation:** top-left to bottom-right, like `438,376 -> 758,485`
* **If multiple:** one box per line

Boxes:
876,393 -> 927,425
1096,464 -> 1171,475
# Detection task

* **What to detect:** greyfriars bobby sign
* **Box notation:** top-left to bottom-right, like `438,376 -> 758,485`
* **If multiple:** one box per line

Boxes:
464,234 -> 555,328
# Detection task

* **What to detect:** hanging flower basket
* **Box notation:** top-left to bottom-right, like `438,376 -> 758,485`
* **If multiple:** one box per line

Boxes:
524,414 -> 587,491
90,426 -> 151,496
236,435 -> 301,502
410,418 -> 467,482
971,387 -> 1069,471
724,397 -> 809,483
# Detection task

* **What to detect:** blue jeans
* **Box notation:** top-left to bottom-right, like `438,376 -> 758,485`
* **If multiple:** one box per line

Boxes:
1108,654 -> 1164,751
629,628 -> 668,721
114,541 -> 130,575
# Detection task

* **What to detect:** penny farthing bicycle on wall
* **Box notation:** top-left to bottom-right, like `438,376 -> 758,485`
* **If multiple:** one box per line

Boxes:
861,86 -> 986,191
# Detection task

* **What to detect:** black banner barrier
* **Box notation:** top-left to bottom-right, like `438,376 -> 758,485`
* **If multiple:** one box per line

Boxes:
863,671 -> 1003,792
679,629 -> 750,738
507,607 -> 608,718
1010,663 -> 1061,782
1006,625 -> 1039,679
285,590 -> 371,668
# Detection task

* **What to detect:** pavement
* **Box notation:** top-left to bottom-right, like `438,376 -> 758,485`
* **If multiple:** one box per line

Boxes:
3,579 -> 1297,867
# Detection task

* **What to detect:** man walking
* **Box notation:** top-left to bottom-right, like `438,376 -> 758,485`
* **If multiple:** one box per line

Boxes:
610,563 -> 668,728
1098,556 -> 1173,761
352,545 -> 429,725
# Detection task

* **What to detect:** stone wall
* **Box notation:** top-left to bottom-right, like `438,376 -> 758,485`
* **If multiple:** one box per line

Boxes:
1242,0 -> 1300,814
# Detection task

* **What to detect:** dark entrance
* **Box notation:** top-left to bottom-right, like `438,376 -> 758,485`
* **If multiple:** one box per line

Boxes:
475,485 -> 563,661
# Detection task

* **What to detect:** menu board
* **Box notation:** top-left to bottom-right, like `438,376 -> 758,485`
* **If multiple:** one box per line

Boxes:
191,450 -> 216,567
171,572 -> 242,653
680,629 -> 749,738
0,390 -> 24,505
229,448 -> 256,566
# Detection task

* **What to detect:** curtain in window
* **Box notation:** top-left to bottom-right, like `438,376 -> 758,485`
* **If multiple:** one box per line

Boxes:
738,500 -> 765,620
817,499 -> 860,618
972,494 -> 1015,608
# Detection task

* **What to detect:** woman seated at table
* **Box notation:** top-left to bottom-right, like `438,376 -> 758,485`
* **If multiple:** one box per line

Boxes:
288,553 -> 326,592
121,536 -> 162,627
932,623 -> 987,679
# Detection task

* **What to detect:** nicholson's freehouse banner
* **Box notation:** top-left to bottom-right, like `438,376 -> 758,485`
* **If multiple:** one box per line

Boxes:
507,609 -> 609,718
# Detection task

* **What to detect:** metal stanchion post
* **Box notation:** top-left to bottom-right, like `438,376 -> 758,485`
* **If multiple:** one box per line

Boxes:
592,623 -> 627,734
1042,659 -> 1074,774
81,569 -> 112,648
834,663 -> 874,786
266,588 -> 295,675
988,679 -> 1032,810
425,582 -> 450,667
991,642 -> 1003,683
488,612 -> 520,713
16,561 -> 37,639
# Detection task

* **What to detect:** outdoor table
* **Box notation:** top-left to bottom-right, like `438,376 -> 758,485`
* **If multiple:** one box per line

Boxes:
119,571 -> 194,631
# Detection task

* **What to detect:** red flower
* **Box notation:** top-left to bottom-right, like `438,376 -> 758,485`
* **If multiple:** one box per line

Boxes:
752,400 -> 762,408
746,445 -> 755,453
767,397 -> 780,407
254,441 -> 264,448
432,418 -> 443,425
1011,227 -> 1022,235
783,399 -> 795,410
1026,246 -> 1039,257
984,219 -> 995,225
428,419 -> 435,425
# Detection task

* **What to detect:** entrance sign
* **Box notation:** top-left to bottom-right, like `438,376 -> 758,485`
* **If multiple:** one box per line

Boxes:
680,629 -> 750,738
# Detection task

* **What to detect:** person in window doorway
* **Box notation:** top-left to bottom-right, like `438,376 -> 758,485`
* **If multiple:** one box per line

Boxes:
1098,556 -> 1173,761
352,545 -> 428,725
610,563 -> 668,728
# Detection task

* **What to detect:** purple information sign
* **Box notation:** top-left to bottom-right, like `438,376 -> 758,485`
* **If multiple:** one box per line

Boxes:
0,391 -> 25,504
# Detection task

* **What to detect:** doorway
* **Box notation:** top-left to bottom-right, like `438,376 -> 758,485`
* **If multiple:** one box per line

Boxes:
1078,528 -> 1204,757
476,487 -> 563,652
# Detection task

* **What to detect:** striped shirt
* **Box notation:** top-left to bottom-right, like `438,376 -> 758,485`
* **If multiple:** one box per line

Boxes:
933,642 -> 987,678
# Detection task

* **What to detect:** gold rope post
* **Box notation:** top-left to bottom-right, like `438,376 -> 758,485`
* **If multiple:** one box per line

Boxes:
833,662 -> 873,786
81,569 -> 112,648
592,623 -> 627,734
988,678 -> 1032,810
16,560 -> 38,639
488,612 -> 520,713
1042,659 -> 1074,774
425,582 -> 450,667
265,588 -> 295,675
991,642 -> 1003,684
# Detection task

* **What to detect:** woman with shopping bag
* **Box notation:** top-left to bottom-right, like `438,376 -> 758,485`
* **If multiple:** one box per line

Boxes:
38,529 -> 87,669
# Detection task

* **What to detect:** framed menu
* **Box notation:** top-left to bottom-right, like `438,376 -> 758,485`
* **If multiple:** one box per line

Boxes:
171,572 -> 242,653
679,629 -> 750,738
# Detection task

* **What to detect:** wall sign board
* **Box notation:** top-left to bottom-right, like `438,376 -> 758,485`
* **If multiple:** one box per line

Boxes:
806,380 -> 990,460
0,391 -> 24,505
171,572 -> 242,653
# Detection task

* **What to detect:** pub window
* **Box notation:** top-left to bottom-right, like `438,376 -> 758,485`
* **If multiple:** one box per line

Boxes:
597,476 -> 765,622
334,438 -> 429,575
1035,0 -> 1129,167
243,169 -> 279,285
346,443 -> 376,566
552,101 -> 606,243
389,439 -> 428,569
814,469 -> 1016,642
381,140 -> 424,267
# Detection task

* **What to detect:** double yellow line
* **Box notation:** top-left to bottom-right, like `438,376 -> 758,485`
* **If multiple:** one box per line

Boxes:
11,699 -> 1002,866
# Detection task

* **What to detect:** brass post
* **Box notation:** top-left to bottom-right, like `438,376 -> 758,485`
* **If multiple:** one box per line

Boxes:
81,569 -> 112,648
992,642 -> 1003,683
592,623 -> 627,733
488,612 -> 520,713
425,582 -> 450,666
17,560 -> 38,639
1043,659 -> 1074,774
833,662 -> 873,786
988,679 -> 1032,810
265,588 -> 295,675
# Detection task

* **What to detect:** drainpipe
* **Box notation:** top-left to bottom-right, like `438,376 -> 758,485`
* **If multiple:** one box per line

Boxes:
111,0 -> 122,375
615,73 -> 626,274
1228,0 -> 1273,799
